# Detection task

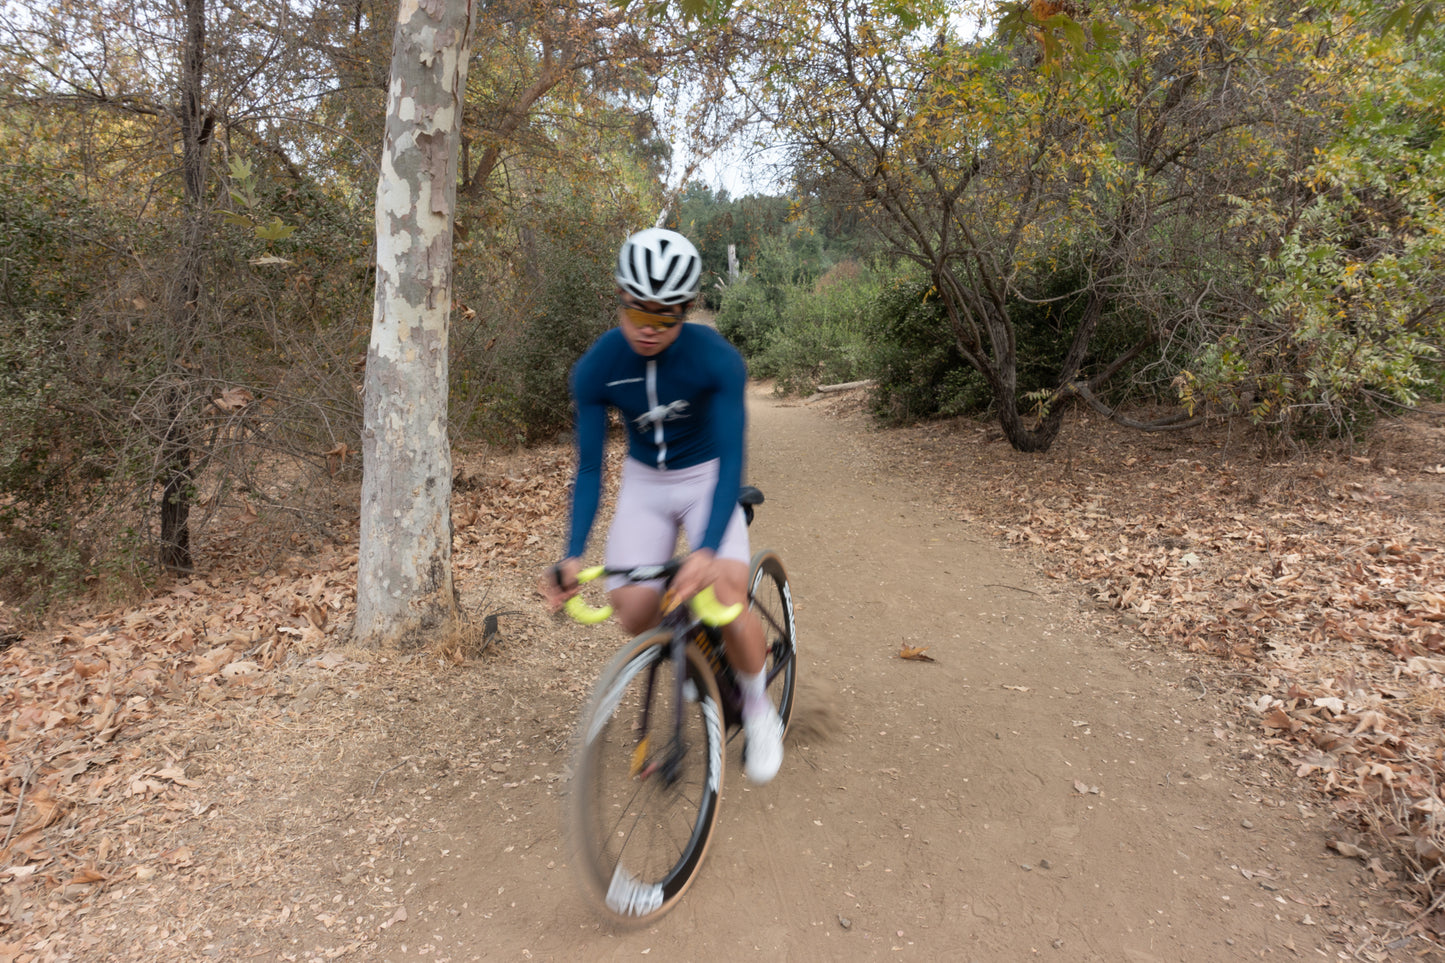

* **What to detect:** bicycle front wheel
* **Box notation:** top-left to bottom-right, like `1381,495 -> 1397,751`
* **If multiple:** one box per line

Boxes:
748,550 -> 797,733
569,629 -> 725,924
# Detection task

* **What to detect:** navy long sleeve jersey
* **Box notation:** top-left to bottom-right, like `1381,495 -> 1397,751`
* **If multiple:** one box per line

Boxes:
565,323 -> 748,559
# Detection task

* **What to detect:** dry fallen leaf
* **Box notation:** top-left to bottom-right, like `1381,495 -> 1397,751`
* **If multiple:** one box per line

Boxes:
221,659 -> 262,679
898,644 -> 935,662
324,443 -> 350,477
1261,707 -> 1300,732
213,387 -> 255,412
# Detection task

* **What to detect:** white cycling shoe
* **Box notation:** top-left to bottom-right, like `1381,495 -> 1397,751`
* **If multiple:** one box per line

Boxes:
742,704 -> 784,784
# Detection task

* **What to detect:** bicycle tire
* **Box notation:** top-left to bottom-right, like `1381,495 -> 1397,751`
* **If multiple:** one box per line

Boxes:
748,550 -> 797,733
569,629 -> 725,923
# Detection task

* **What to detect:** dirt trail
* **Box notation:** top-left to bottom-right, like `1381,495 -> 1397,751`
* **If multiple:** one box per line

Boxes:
358,389 -> 1368,962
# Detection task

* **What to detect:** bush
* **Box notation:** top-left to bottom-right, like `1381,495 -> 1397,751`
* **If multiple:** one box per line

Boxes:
451,188 -> 624,445
0,158 -> 374,610
748,260 -> 878,394
504,265 -> 616,444
869,259 -> 1163,424
869,276 -> 987,422
714,273 -> 786,357
0,315 -> 95,605
0,170 -> 128,607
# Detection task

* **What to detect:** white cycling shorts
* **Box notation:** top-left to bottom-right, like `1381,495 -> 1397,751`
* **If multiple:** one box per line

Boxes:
605,457 -> 750,592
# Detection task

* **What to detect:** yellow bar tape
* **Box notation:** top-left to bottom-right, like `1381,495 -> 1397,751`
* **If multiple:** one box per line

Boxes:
562,568 -> 743,628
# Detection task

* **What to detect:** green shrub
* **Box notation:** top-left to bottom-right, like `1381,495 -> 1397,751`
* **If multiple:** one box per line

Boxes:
506,265 -> 615,444
869,276 -> 987,422
0,171 -> 127,607
715,276 -> 785,358
0,314 -> 102,606
451,191 -> 622,445
869,260 -> 1159,424
749,260 -> 877,393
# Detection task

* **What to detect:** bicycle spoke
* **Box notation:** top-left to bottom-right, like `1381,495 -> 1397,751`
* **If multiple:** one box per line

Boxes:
599,777 -> 702,882
615,794 -> 683,865
753,601 -> 779,637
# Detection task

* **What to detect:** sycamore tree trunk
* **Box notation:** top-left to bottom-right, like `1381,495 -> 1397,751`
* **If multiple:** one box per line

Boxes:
354,0 -> 476,648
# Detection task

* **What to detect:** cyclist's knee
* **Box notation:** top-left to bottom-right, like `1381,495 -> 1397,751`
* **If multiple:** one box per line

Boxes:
712,560 -> 749,605
611,586 -> 661,635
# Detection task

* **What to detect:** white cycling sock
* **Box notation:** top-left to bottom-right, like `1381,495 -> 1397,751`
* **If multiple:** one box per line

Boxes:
737,669 -> 769,717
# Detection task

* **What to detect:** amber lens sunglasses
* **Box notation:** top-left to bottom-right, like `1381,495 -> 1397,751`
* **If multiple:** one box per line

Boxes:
619,302 -> 685,332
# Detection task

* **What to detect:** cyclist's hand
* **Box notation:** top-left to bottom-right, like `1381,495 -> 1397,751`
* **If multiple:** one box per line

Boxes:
669,549 -> 717,607
538,557 -> 582,612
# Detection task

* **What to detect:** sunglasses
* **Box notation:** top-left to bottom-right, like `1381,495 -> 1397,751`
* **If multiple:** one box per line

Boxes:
618,301 -> 685,332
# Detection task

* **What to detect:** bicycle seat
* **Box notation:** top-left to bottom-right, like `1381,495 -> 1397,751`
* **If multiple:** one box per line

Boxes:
738,486 -> 764,525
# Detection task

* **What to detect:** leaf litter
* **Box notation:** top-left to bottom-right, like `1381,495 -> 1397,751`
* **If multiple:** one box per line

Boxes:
0,446 -> 582,961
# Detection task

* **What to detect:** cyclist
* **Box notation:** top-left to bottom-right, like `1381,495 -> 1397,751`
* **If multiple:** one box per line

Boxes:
539,227 -> 784,784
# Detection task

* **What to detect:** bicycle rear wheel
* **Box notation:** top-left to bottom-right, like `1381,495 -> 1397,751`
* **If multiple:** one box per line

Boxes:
569,629 -> 724,924
748,550 -> 797,733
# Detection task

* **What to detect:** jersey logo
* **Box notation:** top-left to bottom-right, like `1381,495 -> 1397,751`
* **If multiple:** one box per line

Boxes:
606,377 -> 645,387
635,399 -> 690,429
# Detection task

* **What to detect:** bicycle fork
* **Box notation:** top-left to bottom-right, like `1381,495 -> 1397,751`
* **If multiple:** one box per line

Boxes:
631,629 -> 692,787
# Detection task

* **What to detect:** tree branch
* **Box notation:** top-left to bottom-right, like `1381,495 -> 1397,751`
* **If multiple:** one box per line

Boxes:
1067,382 -> 1202,432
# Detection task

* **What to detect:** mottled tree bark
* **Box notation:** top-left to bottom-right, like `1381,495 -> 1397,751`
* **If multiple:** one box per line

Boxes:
354,0 -> 476,647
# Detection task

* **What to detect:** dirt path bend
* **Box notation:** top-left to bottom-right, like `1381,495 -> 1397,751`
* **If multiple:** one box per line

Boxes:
359,390 -> 1369,962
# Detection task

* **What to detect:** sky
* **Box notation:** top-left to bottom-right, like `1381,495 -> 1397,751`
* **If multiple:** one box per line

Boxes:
687,135 -> 790,199
655,74 -> 790,201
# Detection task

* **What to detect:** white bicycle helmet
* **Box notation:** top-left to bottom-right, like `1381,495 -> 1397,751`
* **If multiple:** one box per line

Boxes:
615,228 -> 702,306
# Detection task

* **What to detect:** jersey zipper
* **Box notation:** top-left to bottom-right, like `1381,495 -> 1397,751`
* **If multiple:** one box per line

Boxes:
645,360 -> 667,469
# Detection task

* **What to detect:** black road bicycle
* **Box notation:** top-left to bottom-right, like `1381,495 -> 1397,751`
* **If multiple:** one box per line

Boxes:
562,487 -> 796,924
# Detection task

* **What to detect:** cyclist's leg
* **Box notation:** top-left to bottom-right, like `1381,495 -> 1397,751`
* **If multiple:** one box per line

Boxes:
677,478 -> 763,671
746,550 -> 797,732
610,585 -> 663,636
723,568 -> 783,783
715,558 -> 764,673
605,458 -> 681,635
685,494 -> 782,781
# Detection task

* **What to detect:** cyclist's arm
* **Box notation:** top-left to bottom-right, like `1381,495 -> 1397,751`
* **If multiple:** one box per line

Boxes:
699,345 -> 747,553
565,364 -> 609,561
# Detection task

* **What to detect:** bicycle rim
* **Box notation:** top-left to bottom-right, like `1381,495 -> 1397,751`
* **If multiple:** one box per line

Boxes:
569,630 -> 724,924
748,550 -> 797,733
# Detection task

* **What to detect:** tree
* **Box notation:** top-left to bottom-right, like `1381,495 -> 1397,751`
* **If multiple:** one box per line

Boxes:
736,0 -> 1350,451
1181,0 -> 1445,431
353,0 -> 477,648
156,0 -> 210,571
0,0 -> 374,580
